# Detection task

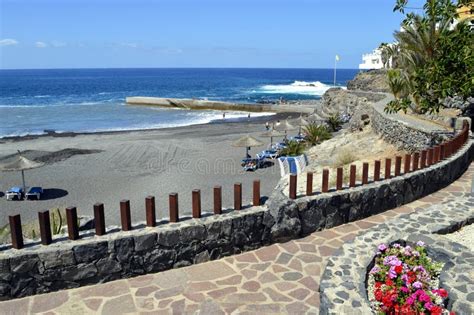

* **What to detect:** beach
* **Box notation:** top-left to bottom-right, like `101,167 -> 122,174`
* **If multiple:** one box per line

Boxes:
0,114 -> 296,230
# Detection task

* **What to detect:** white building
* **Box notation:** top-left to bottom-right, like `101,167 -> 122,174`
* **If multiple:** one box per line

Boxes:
359,48 -> 384,70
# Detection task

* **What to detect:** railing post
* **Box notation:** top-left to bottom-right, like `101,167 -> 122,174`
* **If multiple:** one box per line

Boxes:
66,207 -> 80,240
253,180 -> 261,206
433,146 -> 440,164
169,193 -> 179,222
120,200 -> 132,231
374,160 -> 381,181
349,165 -> 356,187
322,169 -> 329,193
404,154 -> 411,174
192,189 -> 201,218
362,163 -> 369,185
9,215 -> 23,249
289,174 -> 297,199
427,148 -> 434,166
413,153 -> 420,171
93,203 -> 106,236
306,172 -> 313,196
336,167 -> 343,190
394,156 -> 402,176
420,150 -> 427,168
145,196 -> 156,227
213,186 -> 222,214
440,144 -> 446,160
38,210 -> 52,245
384,158 -> 391,180
234,183 -> 242,210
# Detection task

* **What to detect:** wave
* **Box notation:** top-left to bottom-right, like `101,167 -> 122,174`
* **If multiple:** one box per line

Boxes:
34,95 -> 51,98
256,80 -> 338,96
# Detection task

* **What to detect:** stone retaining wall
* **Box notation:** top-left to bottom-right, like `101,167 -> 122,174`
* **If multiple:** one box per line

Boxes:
371,98 -> 448,152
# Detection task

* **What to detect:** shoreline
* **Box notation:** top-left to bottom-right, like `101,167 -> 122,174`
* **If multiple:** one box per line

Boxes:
0,111 -> 298,143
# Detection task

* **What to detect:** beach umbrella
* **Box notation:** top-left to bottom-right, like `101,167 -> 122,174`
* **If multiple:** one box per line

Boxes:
293,115 -> 310,135
274,120 -> 296,140
0,151 -> 44,192
261,128 -> 284,147
232,135 -> 264,158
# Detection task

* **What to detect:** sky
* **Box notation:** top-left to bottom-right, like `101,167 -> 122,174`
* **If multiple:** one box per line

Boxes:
0,0 -> 412,69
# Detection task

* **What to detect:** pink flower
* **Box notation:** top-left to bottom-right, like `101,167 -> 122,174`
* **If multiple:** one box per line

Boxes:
400,287 -> 409,293
413,281 -> 423,289
416,241 -> 425,247
378,244 -> 388,251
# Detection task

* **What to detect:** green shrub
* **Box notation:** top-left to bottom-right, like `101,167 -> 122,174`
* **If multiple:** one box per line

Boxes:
304,123 -> 332,146
280,140 -> 306,157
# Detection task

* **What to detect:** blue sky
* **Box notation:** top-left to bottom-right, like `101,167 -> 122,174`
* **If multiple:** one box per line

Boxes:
0,0 -> 411,69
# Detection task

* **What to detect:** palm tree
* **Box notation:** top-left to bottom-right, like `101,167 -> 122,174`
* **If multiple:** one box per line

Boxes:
303,123 -> 332,146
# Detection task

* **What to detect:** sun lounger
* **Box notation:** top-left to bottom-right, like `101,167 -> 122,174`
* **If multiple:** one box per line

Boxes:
6,187 -> 23,201
26,187 -> 43,200
259,149 -> 279,159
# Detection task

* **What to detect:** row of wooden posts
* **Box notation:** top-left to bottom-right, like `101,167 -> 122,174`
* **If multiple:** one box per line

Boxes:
5,122 -> 470,250
7,181 -> 262,250
288,121 -> 470,199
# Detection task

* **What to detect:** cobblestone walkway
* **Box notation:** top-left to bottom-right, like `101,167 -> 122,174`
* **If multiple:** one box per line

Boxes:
1,164 -> 472,315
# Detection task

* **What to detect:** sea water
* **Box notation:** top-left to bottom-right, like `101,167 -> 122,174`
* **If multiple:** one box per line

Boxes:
0,68 -> 358,137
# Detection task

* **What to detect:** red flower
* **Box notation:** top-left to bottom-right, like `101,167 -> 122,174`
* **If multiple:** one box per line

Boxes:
431,306 -> 443,315
438,288 -> 448,298
395,265 -> 403,274
385,278 -> 394,287
375,290 -> 383,301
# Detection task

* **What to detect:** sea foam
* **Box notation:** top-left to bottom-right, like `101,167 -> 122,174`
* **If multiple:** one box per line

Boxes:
257,80 -> 335,96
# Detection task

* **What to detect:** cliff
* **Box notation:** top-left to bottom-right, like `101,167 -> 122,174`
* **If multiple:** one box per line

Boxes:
346,69 -> 390,93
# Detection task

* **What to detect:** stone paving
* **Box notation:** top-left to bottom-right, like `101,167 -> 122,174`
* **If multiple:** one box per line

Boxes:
1,163 -> 472,315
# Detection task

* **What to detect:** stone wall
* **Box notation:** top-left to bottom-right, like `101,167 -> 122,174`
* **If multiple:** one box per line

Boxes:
1,137 -> 472,300
371,97 -> 449,152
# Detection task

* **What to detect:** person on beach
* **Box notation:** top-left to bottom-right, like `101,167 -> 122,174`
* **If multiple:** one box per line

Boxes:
248,113 -> 251,119
223,112 -> 226,119
265,122 -> 269,130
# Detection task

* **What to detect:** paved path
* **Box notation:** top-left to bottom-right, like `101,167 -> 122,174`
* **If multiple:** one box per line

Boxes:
1,164 -> 472,315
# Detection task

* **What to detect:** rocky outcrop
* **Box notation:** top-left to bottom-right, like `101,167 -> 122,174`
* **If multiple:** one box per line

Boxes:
347,69 -> 390,93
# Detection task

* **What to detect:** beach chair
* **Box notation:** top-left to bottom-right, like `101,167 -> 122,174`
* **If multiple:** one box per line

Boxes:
243,159 -> 258,172
26,187 -> 43,200
6,187 -> 23,201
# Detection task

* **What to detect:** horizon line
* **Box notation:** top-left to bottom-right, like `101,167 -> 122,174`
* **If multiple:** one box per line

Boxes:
0,66 -> 361,71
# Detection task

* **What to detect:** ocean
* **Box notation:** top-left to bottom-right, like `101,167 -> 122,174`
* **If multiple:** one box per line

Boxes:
0,68 -> 358,138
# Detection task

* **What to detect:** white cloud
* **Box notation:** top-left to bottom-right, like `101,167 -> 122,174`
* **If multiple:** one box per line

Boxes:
0,39 -> 19,46
35,41 -> 48,48
51,40 -> 67,47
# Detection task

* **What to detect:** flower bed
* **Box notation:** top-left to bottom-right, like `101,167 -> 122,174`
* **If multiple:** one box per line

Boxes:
367,240 -> 453,315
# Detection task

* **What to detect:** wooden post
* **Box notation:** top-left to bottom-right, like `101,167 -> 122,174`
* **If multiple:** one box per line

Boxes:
394,156 -> 402,176
362,163 -> 369,185
433,146 -> 440,164
322,169 -> 329,193
349,165 -> 356,188
94,203 -> 106,236
120,200 -> 132,231
289,174 -> 297,199
440,144 -> 446,160
427,148 -> 434,166
145,196 -> 156,227
253,180 -> 261,206
306,172 -> 313,196
66,207 -> 80,240
374,160 -> 381,181
192,189 -> 201,218
169,193 -> 179,222
420,150 -> 427,168
213,186 -> 222,214
9,215 -> 23,249
404,154 -> 411,174
38,210 -> 52,245
336,167 -> 343,190
234,183 -> 242,210
384,158 -> 391,180
413,153 -> 420,171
